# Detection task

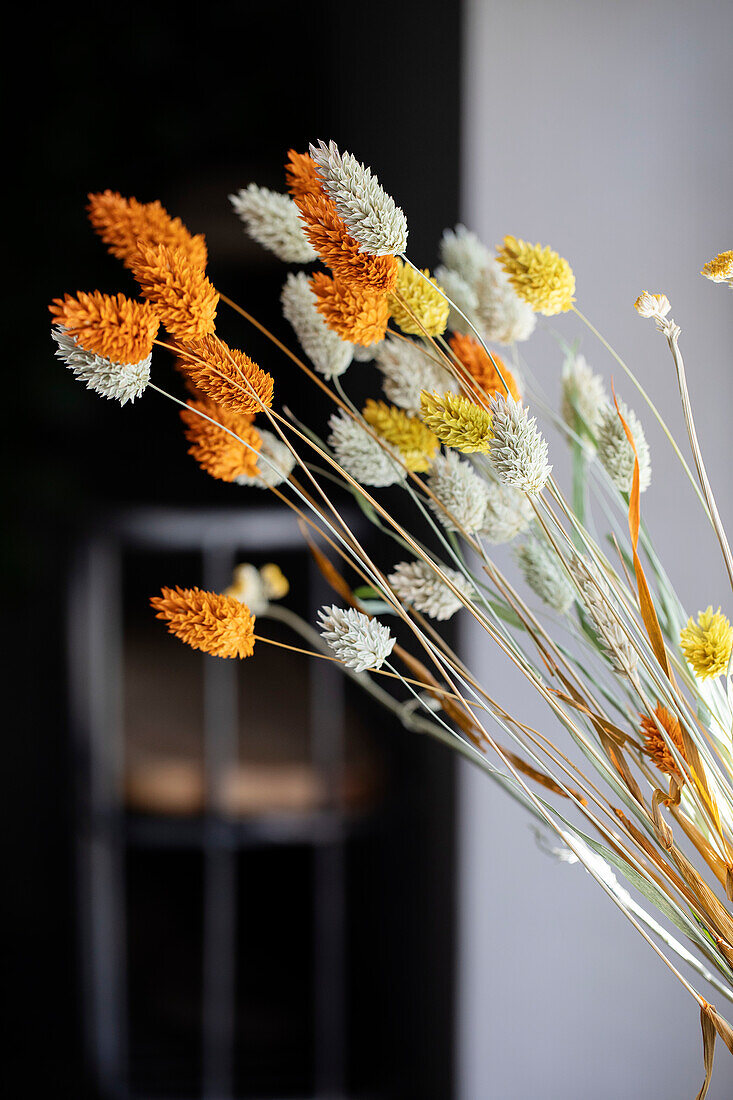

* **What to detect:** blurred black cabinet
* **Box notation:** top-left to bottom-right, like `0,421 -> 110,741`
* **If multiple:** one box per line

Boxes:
14,7 -> 460,1094
69,507 -> 455,1099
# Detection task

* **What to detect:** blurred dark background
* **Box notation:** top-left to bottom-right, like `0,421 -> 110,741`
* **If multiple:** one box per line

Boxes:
6,3 -> 460,1097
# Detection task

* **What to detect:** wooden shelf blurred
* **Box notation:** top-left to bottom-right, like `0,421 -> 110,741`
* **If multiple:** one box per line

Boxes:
124,756 -> 378,818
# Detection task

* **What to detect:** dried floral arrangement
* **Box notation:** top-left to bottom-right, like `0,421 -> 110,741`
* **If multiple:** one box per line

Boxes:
50,142 -> 733,1093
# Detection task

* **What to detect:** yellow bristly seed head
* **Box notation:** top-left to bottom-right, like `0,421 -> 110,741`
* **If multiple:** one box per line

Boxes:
362,398 -> 439,472
680,606 -> 733,680
420,391 -> 493,454
701,250 -> 733,286
496,235 -> 575,316
388,261 -> 450,337
260,563 -> 290,600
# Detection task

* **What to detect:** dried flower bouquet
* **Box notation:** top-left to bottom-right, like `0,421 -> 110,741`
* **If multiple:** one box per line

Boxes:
50,142 -> 733,1093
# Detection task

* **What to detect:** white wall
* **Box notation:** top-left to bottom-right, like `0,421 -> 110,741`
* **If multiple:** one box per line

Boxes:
458,2 -> 733,1097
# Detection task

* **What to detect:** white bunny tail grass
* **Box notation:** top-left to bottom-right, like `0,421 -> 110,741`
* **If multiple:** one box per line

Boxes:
318,605 -> 395,672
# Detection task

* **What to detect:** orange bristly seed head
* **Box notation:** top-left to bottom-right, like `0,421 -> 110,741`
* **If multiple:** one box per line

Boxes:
131,244 -> 219,342
178,334 -> 274,415
286,150 -> 397,293
285,149 -> 323,201
180,397 -> 261,482
449,333 -> 522,402
640,704 -> 687,784
150,586 -> 256,659
48,291 -> 159,364
87,190 -> 208,271
173,344 -> 205,398
295,191 -> 398,292
310,272 -> 389,346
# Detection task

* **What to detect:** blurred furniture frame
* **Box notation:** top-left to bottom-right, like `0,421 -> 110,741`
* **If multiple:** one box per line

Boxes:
68,504 -> 456,1100
68,506 -> 363,1100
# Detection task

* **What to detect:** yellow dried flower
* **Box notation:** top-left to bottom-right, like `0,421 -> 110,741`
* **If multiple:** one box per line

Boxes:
701,250 -> 733,286
420,391 -> 493,454
260,563 -> 290,600
496,235 -> 575,316
388,261 -> 450,337
224,563 -> 289,613
362,398 -> 439,472
680,606 -> 733,680
150,586 -> 255,659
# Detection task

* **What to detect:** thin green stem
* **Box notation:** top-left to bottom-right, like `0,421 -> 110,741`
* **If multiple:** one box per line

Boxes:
572,306 -> 711,521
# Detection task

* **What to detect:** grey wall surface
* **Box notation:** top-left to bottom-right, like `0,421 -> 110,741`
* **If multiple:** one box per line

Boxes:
457,2 -> 733,1097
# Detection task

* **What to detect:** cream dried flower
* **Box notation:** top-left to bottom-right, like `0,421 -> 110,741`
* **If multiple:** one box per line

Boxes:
561,353 -> 608,449
426,451 -> 490,535
318,605 -> 395,672
229,184 -> 318,263
439,225 -> 493,285
309,139 -> 408,256
225,562 -> 289,616
516,539 -> 575,614
375,334 -> 457,414
388,559 -> 473,621
327,409 -> 406,487
236,429 -> 296,489
634,291 -> 671,320
352,341 -> 383,362
438,227 -> 535,345
281,272 -> 354,379
597,400 -> 651,494
225,564 -> 267,615
434,266 -> 480,335
480,482 -> 534,544
474,261 -> 537,345
52,324 -> 150,405
570,555 -> 638,678
633,291 -> 679,336
488,395 -> 551,494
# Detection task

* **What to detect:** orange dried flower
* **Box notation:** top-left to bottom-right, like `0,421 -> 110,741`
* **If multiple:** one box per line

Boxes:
297,192 -> 398,292
449,333 -> 522,402
48,291 -> 159,363
173,345 -> 204,397
151,586 -> 256,659
179,334 -> 274,415
310,272 -> 389,346
640,704 -> 687,784
131,244 -> 219,342
285,149 -> 322,200
287,150 -> 397,293
87,190 -> 208,271
181,397 -> 262,482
